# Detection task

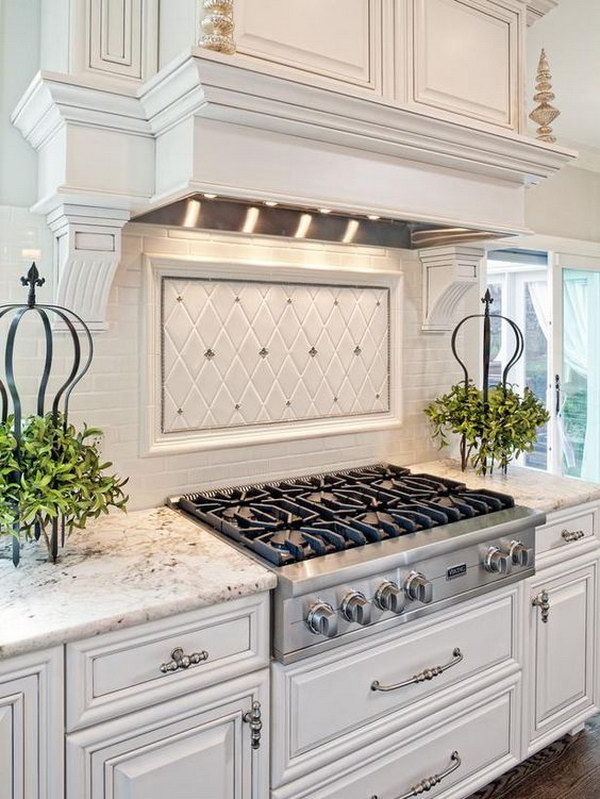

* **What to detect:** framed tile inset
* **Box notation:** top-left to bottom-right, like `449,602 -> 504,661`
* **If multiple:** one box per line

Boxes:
143,256 -> 402,455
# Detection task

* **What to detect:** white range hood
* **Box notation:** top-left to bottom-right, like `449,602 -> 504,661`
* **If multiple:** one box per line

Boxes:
11,0 -> 573,332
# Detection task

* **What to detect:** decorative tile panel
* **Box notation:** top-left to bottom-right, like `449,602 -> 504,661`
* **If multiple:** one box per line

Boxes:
161,277 -> 390,434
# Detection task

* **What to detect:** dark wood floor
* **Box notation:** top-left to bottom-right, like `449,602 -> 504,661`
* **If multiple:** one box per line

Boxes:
467,716 -> 600,799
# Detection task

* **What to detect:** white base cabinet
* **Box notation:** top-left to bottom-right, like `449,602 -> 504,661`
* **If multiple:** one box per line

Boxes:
0,648 -> 63,799
66,669 -> 269,799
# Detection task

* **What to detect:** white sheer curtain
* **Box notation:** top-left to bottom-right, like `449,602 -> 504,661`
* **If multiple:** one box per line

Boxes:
562,271 -> 600,482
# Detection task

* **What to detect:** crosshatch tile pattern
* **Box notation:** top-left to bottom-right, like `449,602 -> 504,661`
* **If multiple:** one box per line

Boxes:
161,278 -> 390,433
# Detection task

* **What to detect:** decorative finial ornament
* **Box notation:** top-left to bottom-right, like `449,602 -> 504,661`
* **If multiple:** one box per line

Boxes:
20,262 -> 45,308
529,48 -> 560,143
200,0 -> 236,55
482,289 -> 494,314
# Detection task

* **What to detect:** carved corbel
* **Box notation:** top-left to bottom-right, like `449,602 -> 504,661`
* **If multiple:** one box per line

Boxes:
47,206 -> 130,332
420,246 -> 484,333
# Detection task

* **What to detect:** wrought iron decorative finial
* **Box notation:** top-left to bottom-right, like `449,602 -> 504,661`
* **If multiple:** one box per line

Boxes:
529,48 -> 560,143
20,262 -> 45,307
481,289 -> 494,314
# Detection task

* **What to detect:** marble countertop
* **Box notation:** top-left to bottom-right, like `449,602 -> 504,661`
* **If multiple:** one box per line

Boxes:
0,507 -> 276,660
409,459 -> 600,514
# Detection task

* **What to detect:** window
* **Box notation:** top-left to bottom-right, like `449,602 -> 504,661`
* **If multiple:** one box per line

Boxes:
487,252 -> 549,470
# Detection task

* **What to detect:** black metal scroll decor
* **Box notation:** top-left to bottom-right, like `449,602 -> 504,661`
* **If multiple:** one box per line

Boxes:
450,289 -> 525,466
0,264 -> 94,566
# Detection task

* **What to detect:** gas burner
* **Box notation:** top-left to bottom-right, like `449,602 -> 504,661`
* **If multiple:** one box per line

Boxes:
176,465 -> 517,567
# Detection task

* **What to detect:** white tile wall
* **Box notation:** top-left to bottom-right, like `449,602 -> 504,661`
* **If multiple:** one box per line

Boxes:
0,207 -> 474,510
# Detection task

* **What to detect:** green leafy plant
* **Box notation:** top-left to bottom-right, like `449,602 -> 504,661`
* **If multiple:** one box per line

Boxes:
0,413 -> 128,559
424,380 -> 550,475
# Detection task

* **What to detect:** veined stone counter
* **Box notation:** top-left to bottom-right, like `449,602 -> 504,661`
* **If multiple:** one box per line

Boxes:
409,459 -> 600,514
0,507 -> 276,659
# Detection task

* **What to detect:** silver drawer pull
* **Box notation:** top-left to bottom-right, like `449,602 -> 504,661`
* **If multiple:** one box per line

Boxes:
370,751 -> 462,799
371,648 -> 463,693
562,528 -> 585,543
160,646 -> 209,674
532,590 -> 550,623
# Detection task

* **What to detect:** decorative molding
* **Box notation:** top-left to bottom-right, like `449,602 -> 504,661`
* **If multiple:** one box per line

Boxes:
142,255 -> 403,455
47,205 -> 130,332
526,0 -> 559,26
420,245 -> 484,333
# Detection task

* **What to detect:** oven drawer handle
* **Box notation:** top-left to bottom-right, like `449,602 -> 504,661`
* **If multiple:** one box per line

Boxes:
371,648 -> 463,693
562,528 -> 585,543
370,751 -> 462,799
160,647 -> 209,674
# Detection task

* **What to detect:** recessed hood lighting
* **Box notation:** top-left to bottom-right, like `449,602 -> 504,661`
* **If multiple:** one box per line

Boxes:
342,219 -> 359,244
295,213 -> 313,239
203,193 -> 217,199
319,208 -> 332,214
242,207 -> 260,234
133,195 -> 512,250
182,199 -> 201,227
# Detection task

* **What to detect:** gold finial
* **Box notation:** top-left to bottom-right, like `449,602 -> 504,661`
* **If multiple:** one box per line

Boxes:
529,48 -> 560,143
200,0 -> 236,55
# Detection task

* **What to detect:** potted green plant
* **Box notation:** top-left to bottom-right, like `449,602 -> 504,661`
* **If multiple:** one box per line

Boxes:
0,412 -> 128,562
424,380 -> 550,476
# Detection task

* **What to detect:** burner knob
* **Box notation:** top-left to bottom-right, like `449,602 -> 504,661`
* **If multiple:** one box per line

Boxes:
509,540 -> 534,568
375,581 -> 406,614
306,602 -> 338,637
484,546 -> 511,574
340,591 -> 372,625
404,572 -> 433,604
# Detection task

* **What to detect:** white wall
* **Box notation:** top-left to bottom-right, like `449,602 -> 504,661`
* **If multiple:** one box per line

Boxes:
525,165 -> 600,242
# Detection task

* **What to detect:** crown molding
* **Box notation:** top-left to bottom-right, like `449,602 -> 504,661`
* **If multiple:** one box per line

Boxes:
526,0 -> 559,25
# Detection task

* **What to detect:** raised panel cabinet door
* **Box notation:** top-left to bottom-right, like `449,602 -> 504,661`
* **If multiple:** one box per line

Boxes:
409,0 -> 522,130
0,648 -> 63,799
530,563 -> 598,744
233,0 -> 382,93
67,671 -> 268,799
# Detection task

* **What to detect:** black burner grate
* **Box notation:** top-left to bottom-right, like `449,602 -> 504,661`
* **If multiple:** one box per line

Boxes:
178,464 -> 515,566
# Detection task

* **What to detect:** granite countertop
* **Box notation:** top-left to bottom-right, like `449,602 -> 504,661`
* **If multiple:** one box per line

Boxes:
0,507 -> 276,660
409,459 -> 600,514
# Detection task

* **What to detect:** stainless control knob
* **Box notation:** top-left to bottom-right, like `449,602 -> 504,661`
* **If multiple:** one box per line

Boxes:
404,572 -> 433,604
340,591 -> 372,625
509,540 -> 534,568
484,546 -> 511,574
306,602 -> 338,637
374,580 -> 406,614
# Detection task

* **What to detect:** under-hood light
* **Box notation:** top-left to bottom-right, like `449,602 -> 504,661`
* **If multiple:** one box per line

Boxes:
342,219 -> 360,244
183,199 -> 201,227
295,213 -> 313,239
264,201 -> 278,207
242,206 -> 260,234
319,208 -> 332,214
203,193 -> 217,199
368,214 -> 381,221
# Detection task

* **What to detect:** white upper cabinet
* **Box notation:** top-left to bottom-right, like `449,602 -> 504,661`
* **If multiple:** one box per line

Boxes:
407,0 -> 522,131
233,0 -> 382,93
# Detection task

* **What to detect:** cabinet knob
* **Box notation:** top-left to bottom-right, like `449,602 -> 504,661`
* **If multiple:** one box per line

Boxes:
404,572 -> 433,604
306,601 -> 338,637
341,591 -> 372,625
374,580 -> 406,614
483,546 -> 511,574
509,540 -> 534,567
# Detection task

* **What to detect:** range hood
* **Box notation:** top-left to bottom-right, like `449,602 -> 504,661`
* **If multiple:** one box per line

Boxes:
12,23 -> 575,332
133,194 -> 507,250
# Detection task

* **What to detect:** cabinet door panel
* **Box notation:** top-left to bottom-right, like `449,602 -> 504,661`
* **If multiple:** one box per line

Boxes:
68,670 -> 268,799
529,561 -> 598,748
234,0 -> 381,91
411,0 -> 520,129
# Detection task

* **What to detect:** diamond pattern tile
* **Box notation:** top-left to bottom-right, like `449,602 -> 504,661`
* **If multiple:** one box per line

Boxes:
161,278 -> 390,433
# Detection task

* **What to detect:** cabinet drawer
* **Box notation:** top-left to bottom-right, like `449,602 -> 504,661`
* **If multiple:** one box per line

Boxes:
272,589 -> 518,786
273,678 -> 519,799
536,506 -> 597,555
66,593 -> 269,731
